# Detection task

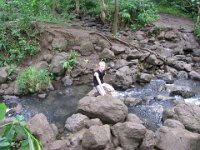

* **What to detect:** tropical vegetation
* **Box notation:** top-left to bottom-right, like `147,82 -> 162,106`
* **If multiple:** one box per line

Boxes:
0,103 -> 42,150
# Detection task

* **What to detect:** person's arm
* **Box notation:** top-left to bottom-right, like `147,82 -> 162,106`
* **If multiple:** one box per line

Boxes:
94,72 -> 106,95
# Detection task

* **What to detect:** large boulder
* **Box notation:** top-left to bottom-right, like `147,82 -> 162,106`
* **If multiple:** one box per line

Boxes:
111,122 -> 146,150
82,125 -> 113,150
26,113 -> 57,147
155,126 -> 200,150
173,103 -> 200,133
113,66 -> 134,89
77,95 -> 128,124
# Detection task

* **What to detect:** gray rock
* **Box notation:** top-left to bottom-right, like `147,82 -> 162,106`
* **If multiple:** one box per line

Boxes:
189,71 -> 200,81
65,113 -> 89,133
111,44 -> 126,54
62,76 -> 73,86
138,73 -> 154,83
140,130 -> 156,150
126,113 -> 143,124
51,37 -> 68,51
82,125 -> 113,150
34,61 -> 49,70
85,118 -> 103,128
174,103 -> 200,133
79,42 -> 94,56
49,52 -> 68,75
156,126 -> 200,150
164,119 -> 185,129
112,122 -> 146,150
100,48 -> 115,60
48,140 -> 70,150
0,67 -> 8,84
166,84 -> 194,98
27,113 -> 57,147
78,95 -> 128,124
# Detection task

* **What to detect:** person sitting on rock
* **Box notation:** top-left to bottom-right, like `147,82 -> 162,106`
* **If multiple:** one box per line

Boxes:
93,61 -> 115,96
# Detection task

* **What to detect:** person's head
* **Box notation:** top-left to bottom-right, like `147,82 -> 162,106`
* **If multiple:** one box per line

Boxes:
98,61 -> 106,72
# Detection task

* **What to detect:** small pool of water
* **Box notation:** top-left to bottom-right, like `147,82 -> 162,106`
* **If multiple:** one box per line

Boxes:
5,84 -> 92,126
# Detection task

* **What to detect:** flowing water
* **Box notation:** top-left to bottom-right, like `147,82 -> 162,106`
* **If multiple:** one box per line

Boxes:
4,79 -> 200,131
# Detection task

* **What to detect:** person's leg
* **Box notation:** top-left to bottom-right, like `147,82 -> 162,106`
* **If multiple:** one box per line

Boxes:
96,85 -> 106,95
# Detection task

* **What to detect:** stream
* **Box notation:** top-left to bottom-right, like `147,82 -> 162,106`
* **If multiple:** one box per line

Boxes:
3,79 -> 200,131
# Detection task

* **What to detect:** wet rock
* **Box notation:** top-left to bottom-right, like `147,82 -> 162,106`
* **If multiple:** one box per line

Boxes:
27,113 -> 57,147
124,97 -> 141,106
38,93 -> 47,99
82,125 -> 113,150
177,71 -> 188,79
166,84 -> 194,98
112,122 -> 146,150
155,126 -> 200,150
78,95 -> 128,124
156,72 -> 174,84
65,113 -> 89,133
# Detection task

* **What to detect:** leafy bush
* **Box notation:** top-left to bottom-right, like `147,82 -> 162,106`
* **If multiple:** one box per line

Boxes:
107,0 -> 159,28
0,103 -> 42,150
62,50 -> 78,70
156,0 -> 200,17
17,67 -> 51,94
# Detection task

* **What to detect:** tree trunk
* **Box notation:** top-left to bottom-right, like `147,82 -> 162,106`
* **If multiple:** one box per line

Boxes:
52,0 -> 56,15
75,0 -> 80,14
99,0 -> 106,24
112,0 -> 119,36
198,6 -> 200,23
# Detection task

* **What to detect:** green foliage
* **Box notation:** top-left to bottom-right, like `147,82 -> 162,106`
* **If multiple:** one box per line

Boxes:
17,67 -> 51,94
0,103 -> 6,121
107,0 -> 159,28
155,0 -> 200,17
0,103 -> 42,150
62,50 -> 78,70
